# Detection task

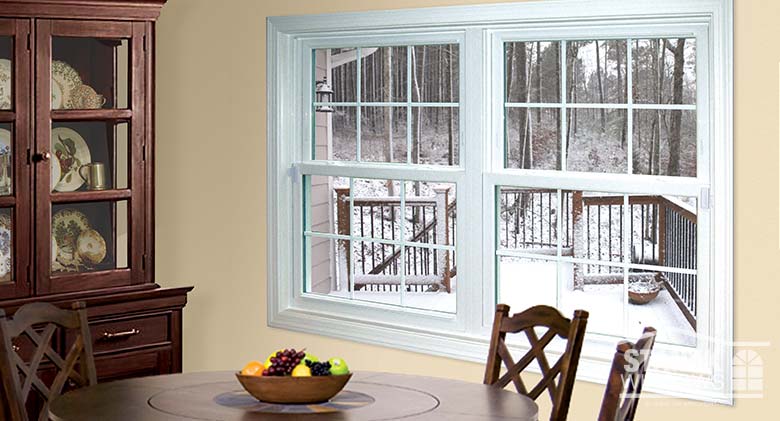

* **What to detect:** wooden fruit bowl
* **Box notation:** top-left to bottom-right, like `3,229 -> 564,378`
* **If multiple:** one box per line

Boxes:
235,373 -> 352,404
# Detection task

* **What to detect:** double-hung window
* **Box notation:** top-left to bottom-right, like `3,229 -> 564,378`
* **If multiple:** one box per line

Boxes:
267,0 -> 733,403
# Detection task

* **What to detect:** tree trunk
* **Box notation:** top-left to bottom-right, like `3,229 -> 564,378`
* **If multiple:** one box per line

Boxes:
554,43 -> 562,169
666,38 -> 686,176
447,44 -> 455,165
616,42 -> 626,147
595,41 -> 606,130
383,47 -> 393,164
516,43 -> 529,168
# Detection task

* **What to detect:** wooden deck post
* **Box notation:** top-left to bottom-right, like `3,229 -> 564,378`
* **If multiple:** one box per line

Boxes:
335,188 -> 351,291
434,187 -> 452,293
571,190 -> 584,290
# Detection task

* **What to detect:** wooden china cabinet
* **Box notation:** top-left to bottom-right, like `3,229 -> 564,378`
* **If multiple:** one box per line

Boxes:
0,0 -> 191,402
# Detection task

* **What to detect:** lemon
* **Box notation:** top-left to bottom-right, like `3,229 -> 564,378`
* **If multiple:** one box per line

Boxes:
291,364 -> 312,377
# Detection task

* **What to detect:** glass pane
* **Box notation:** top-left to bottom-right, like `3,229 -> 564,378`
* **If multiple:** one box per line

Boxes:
361,46 -> 407,103
305,236 -> 341,295
353,240 -> 401,306
411,44 -> 459,103
0,123 -> 12,196
629,195 -> 697,268
51,122 -> 129,192
360,106 -> 407,163
632,38 -> 696,105
314,106 -> 356,161
566,40 -> 627,103
626,269 -> 697,346
403,244 -> 455,313
505,41 -> 561,103
314,48 -> 356,103
305,175 -> 341,235
498,256 -> 558,311
411,107 -> 458,165
0,36 -> 12,110
632,110 -> 696,177
566,108 -> 627,173
52,200 -> 128,273
505,107 -> 561,170
559,264 -> 624,337
404,181 -> 456,245
498,188 -> 559,251
0,208 -> 12,284
352,178 -> 402,242
573,191 -> 625,265
52,37 -> 129,109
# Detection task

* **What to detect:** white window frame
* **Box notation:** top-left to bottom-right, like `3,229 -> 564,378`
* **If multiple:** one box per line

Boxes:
267,0 -> 733,403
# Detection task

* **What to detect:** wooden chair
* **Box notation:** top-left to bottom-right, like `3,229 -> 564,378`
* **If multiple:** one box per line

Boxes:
0,301 -> 97,421
598,327 -> 657,421
484,304 -> 589,421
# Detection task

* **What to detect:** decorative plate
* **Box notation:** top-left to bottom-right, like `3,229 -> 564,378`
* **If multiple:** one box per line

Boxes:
51,153 -> 61,192
76,228 -> 106,265
0,128 -> 11,196
0,213 -> 11,280
51,61 -> 82,110
51,237 -> 58,265
52,127 -> 91,192
52,208 -> 89,266
70,84 -> 105,109
51,78 -> 64,110
0,59 -> 11,110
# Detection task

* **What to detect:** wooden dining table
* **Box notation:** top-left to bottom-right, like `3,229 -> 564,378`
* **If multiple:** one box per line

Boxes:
49,371 -> 539,420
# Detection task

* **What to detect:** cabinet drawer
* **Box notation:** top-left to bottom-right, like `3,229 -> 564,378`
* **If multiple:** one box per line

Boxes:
95,347 -> 173,382
67,312 -> 171,355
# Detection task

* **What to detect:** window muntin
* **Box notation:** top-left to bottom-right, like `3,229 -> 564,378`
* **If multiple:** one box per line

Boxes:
503,38 -> 697,177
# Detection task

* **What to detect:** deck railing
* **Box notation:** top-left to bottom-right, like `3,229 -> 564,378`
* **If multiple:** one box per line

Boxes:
335,188 -> 697,328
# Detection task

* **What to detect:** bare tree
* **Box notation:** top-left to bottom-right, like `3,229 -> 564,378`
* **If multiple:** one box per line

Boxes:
595,41 -> 606,130
665,38 -> 686,176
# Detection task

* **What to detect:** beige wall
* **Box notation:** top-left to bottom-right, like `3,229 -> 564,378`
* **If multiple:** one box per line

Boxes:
154,0 -> 777,419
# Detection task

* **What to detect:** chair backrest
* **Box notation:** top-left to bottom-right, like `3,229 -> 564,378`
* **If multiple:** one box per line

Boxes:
484,304 -> 589,421
0,301 -> 97,421
598,327 -> 657,421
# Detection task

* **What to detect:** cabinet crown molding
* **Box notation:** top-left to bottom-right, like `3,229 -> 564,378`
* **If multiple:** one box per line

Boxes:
0,0 -> 167,21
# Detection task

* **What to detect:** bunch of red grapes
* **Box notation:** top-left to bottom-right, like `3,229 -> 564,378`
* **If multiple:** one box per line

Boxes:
262,348 -> 306,376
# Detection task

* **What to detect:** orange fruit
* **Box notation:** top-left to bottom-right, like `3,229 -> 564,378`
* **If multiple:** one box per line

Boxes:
241,361 -> 264,376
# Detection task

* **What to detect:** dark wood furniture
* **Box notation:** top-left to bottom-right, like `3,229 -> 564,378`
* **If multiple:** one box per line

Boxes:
0,0 -> 192,418
598,327 -> 657,421
48,371 -> 540,420
484,304 -> 589,421
0,301 -> 97,421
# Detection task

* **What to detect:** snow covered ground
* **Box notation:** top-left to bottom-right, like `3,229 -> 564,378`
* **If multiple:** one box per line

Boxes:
323,260 -> 695,346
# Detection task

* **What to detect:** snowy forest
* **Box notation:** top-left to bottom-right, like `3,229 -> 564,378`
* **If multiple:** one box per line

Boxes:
504,39 -> 697,176
318,38 -> 696,178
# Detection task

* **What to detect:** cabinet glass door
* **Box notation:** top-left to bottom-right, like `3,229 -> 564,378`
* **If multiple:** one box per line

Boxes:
36,20 -> 145,294
0,19 -> 31,300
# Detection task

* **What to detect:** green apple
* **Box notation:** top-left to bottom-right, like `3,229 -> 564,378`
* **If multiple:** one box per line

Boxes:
303,353 -> 319,365
328,357 -> 349,375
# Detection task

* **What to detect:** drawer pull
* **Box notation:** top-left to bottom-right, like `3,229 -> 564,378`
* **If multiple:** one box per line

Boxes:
12,344 -> 20,352
101,328 -> 141,340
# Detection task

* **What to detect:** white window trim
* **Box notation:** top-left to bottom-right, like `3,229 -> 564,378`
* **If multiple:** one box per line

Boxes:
267,0 -> 733,404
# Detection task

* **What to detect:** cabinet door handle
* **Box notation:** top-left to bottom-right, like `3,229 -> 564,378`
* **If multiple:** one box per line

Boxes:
101,328 -> 140,340
12,344 -> 20,352
33,151 -> 51,162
